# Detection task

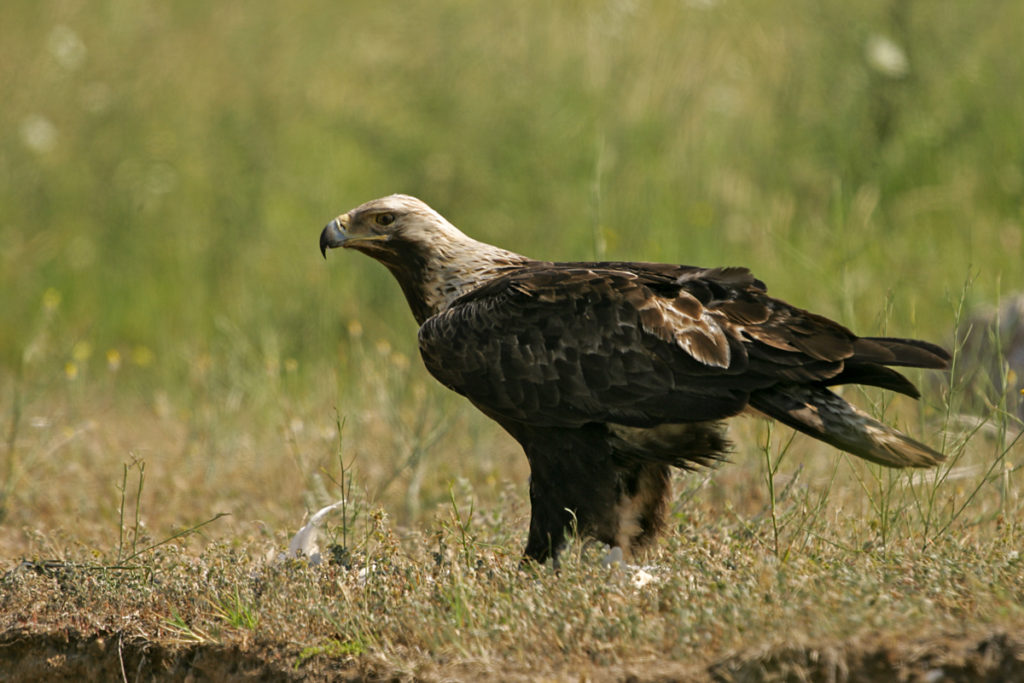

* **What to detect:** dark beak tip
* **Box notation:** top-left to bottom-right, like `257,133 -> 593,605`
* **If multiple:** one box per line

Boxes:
319,220 -> 337,259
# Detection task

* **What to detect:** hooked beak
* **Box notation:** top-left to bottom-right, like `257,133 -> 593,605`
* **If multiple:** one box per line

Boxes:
319,214 -> 391,258
319,217 -> 346,259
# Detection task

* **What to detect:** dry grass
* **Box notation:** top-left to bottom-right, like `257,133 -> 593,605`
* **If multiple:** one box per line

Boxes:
2,328 -> 1023,679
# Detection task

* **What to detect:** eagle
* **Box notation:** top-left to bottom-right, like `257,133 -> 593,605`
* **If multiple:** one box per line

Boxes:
320,194 -> 949,565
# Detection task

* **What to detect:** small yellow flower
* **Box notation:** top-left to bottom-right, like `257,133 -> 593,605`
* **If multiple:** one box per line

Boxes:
132,345 -> 154,367
284,358 -> 299,373
106,349 -> 122,371
347,320 -> 364,339
72,340 -> 92,362
65,361 -> 78,380
42,288 -> 61,311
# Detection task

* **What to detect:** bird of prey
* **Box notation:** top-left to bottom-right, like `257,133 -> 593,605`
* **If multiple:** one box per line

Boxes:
320,194 -> 949,564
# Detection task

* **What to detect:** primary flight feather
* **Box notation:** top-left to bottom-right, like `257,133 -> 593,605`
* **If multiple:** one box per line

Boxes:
320,194 -> 949,564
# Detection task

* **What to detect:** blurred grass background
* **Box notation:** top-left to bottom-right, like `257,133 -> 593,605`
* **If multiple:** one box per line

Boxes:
1,0 -> 1022,551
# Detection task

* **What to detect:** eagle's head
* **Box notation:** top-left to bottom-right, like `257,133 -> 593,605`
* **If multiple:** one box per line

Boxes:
320,194 -> 528,324
319,194 -> 463,262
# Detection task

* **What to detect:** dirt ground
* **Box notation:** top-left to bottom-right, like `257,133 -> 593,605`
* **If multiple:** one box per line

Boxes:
1,628 -> 1021,682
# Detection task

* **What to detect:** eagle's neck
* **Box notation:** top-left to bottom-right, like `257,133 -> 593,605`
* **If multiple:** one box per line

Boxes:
382,234 -> 530,325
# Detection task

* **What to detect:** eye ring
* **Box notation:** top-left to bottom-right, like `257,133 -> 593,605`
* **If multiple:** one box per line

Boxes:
375,213 -> 396,227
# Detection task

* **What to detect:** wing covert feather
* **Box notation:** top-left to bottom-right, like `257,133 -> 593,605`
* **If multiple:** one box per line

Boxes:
417,264 -> 859,428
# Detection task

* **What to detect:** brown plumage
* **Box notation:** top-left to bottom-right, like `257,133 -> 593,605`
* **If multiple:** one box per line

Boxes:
320,194 -> 949,564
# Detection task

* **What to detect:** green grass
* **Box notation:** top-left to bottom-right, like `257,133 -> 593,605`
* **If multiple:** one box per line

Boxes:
2,0 -> 1023,679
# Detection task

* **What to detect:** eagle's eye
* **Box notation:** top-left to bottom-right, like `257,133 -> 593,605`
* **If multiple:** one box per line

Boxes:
375,213 -> 396,227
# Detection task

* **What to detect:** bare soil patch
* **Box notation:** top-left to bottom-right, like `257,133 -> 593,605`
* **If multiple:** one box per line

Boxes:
2,628 -> 1021,682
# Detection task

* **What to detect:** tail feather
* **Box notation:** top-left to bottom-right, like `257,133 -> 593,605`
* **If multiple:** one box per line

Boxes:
823,362 -> 921,398
749,385 -> 944,468
854,337 -> 951,369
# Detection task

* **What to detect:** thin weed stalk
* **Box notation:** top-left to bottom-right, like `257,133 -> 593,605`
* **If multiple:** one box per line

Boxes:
1,374 -> 22,522
320,412 -> 365,562
115,455 -> 228,564
116,457 -> 145,563
761,421 -> 799,561
447,482 -> 476,568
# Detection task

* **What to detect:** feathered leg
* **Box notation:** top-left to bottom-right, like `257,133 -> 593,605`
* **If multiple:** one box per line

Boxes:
515,424 -> 634,565
517,425 -> 676,565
